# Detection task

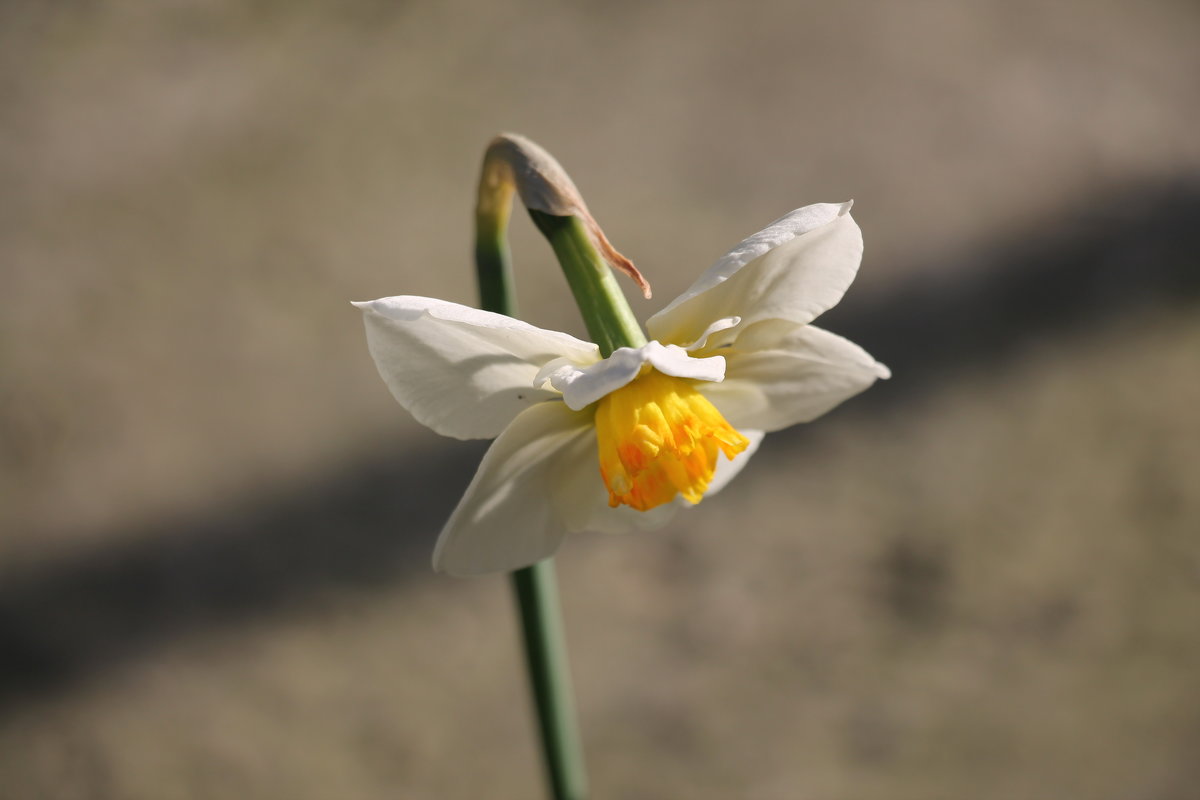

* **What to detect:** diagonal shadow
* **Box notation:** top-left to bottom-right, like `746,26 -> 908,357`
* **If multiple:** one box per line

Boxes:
0,441 -> 485,712
818,176 -> 1200,412
0,176 -> 1196,714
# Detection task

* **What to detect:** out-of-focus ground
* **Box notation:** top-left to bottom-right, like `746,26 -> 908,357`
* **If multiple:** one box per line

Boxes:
2,1 -> 1199,797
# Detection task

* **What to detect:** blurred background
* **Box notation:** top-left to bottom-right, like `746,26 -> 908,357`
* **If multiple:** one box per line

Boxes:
2,0 -> 1198,797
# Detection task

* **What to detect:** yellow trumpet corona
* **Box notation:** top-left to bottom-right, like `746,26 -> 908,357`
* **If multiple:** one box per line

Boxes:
594,369 -> 750,511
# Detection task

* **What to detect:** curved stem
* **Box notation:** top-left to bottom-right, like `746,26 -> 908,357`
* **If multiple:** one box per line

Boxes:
475,186 -> 589,800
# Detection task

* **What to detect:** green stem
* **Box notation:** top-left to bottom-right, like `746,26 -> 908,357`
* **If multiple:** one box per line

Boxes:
511,563 -> 588,800
475,206 -> 588,800
475,207 -> 517,317
529,210 -> 646,356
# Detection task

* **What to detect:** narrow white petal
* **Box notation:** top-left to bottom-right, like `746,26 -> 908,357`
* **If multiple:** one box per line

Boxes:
356,296 -> 599,440
683,316 -> 742,351
702,324 -> 889,432
433,402 -> 591,576
552,341 -> 725,411
646,202 -> 862,347
545,352 -> 640,411
642,341 -> 726,383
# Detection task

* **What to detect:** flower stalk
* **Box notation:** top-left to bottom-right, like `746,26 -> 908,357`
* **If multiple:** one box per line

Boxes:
509,562 -> 587,800
474,196 -> 517,317
356,131 -> 889,794
475,134 -> 637,800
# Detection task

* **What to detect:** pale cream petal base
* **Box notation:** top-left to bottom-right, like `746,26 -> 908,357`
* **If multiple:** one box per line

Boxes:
544,341 -> 726,411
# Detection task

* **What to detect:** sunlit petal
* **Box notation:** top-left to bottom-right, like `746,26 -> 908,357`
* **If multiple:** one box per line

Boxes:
356,296 -> 599,439
543,341 -> 725,411
433,402 -> 591,575
646,202 -> 861,348
702,323 -> 889,432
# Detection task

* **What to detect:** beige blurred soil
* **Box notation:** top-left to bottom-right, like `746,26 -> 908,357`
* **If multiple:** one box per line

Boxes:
1,1 -> 1199,798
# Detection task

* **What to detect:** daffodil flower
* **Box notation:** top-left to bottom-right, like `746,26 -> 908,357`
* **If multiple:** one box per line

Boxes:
356,201 -> 888,575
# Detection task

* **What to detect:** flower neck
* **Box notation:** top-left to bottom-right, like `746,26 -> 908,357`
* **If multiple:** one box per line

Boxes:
529,211 -> 648,357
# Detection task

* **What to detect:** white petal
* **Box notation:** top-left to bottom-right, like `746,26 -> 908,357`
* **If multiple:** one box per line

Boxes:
547,341 -> 726,411
355,296 -> 599,440
643,341 -> 726,383
646,202 -> 862,347
701,324 -> 889,433
581,496 -> 682,534
433,402 -> 591,576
